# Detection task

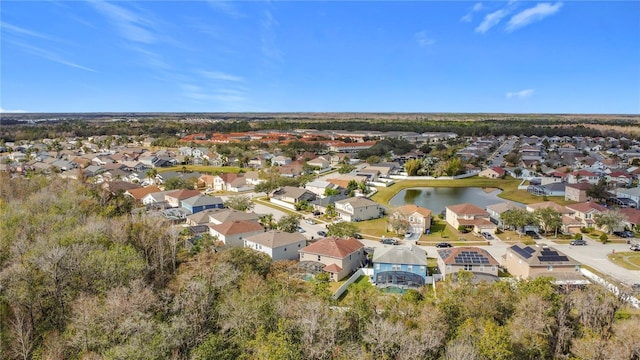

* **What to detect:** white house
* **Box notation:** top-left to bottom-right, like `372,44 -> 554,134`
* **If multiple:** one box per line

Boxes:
244,230 -> 307,261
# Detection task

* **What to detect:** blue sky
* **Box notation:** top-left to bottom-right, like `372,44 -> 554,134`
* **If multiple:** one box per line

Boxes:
1,1 -> 639,114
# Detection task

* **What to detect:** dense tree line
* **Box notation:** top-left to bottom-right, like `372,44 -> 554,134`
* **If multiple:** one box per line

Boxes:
3,114 -> 639,142
1,173 -> 639,359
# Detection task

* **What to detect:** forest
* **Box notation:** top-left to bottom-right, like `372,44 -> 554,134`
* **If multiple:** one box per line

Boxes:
1,173 -> 639,360
2,112 -> 639,142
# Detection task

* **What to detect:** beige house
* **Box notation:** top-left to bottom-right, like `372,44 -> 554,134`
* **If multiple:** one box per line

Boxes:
445,203 -> 496,234
503,244 -> 585,284
208,220 -> 264,247
437,247 -> 500,281
565,202 -> 607,228
388,204 -> 432,235
335,197 -> 383,222
565,183 -> 592,202
244,230 -> 307,261
164,189 -> 201,208
478,166 -> 506,179
299,237 -> 365,281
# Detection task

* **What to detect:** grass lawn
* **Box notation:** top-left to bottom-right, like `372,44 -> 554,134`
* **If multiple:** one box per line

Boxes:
336,275 -> 373,303
607,252 -> 640,271
253,197 -> 301,216
355,217 -> 389,238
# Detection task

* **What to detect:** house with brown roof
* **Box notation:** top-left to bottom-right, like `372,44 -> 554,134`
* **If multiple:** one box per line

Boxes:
565,202 -> 608,229
271,186 -> 317,210
206,208 -> 261,225
212,173 -> 241,192
388,204 -> 432,235
503,244 -> 586,284
437,247 -> 500,282
244,230 -> 307,261
526,201 -> 574,216
198,174 -> 215,189
619,208 -> 640,232
298,237 -> 365,281
208,220 -> 264,247
164,189 -> 202,208
567,169 -> 600,184
125,185 -> 162,204
445,203 -> 496,234
478,166 -> 506,179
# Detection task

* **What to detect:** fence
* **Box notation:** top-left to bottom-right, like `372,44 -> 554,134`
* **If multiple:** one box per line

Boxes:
331,268 -> 373,300
580,268 -> 640,309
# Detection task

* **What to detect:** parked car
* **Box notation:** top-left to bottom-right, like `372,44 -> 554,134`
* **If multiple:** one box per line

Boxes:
353,233 -> 363,239
623,230 -> 634,238
482,232 -> 494,240
312,210 -> 322,216
525,231 -> 541,239
404,232 -> 413,239
317,230 -> 327,237
305,218 -> 316,225
570,239 -> 587,246
297,227 -> 306,233
435,242 -> 453,248
381,238 -> 398,245
630,244 -> 640,251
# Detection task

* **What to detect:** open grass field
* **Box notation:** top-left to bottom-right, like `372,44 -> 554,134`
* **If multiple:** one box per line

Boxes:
607,252 -> 640,271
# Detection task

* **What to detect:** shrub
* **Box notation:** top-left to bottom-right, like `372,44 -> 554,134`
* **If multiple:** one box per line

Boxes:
574,233 -> 583,240
600,233 -> 608,244
580,227 -> 588,233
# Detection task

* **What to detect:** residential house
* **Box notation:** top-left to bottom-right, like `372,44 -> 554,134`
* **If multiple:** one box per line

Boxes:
327,175 -> 368,189
164,189 -> 201,208
307,156 -> 331,172
226,176 -> 254,192
271,186 -> 317,210
615,188 -> 640,207
437,247 -> 500,282
212,173 -> 241,192
372,245 -> 428,288
141,190 -> 172,206
565,183 -> 592,202
310,194 -> 349,214
298,237 -> 365,281
485,202 -> 522,229
526,201 -> 574,216
181,195 -> 224,214
445,203 -> 497,234
388,204 -> 432,235
565,202 -> 607,229
208,221 -> 264,247
606,170 -> 633,188
527,183 -> 566,197
567,170 -> 600,184
244,230 -> 307,261
503,244 -> 586,284
272,155 -> 291,166
619,208 -> 640,232
334,197 -> 383,222
478,166 -> 506,179
198,174 -> 215,189
305,180 -> 339,198
125,185 -> 162,204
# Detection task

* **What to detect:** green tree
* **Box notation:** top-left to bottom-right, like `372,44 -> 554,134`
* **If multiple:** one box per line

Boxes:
534,207 -> 562,236
164,177 -> 193,190
594,210 -> 626,234
404,159 -> 422,176
277,214 -> 302,233
326,221 -> 360,237
586,178 -> 609,202
501,208 -> 537,235
338,163 -> 355,174
224,195 -> 255,212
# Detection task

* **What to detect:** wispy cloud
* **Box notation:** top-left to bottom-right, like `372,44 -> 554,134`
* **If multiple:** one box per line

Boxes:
7,39 -> 96,72
199,71 -> 245,82
261,10 -> 283,62
461,2 -> 483,23
207,0 -> 245,18
415,31 -> 435,47
475,9 -> 510,33
88,0 -> 156,44
0,22 -> 63,43
181,83 -> 248,107
0,107 -> 28,113
506,89 -> 535,99
506,2 -> 563,32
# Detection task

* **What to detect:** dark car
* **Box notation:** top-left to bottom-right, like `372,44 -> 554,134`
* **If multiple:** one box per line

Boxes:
317,230 -> 327,237
570,239 -> 587,246
623,230 -> 634,238
525,231 -> 541,239
353,233 -> 363,239
435,242 -> 453,248
381,238 -> 398,245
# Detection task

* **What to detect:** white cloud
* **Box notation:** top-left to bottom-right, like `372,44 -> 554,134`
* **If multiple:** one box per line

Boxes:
0,107 -> 28,113
415,31 -> 435,47
207,0 -> 245,18
506,2 -> 563,32
199,71 -> 244,82
475,9 -> 510,33
0,22 -> 63,43
261,10 -> 283,62
460,3 -> 484,23
506,89 -> 535,99
7,39 -> 96,72
89,0 -> 156,43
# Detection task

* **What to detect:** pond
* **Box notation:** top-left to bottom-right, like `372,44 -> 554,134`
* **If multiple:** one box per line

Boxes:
388,187 -> 524,215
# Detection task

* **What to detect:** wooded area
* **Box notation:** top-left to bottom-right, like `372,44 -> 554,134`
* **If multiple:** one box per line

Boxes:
1,173 -> 639,359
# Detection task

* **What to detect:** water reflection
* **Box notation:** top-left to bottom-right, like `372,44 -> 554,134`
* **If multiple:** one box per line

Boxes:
390,187 -> 523,214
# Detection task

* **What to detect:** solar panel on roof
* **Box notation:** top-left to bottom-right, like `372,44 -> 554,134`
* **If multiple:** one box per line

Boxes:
524,247 -> 536,254
513,246 -> 533,259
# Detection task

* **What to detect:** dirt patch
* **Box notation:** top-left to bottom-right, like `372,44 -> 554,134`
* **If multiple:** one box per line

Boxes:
482,187 -> 498,193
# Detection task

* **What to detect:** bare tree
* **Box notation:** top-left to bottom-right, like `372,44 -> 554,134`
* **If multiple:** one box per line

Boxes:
9,306 -> 35,360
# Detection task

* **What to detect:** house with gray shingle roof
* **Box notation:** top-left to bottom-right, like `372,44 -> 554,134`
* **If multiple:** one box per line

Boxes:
372,245 -> 428,289
244,230 -> 307,261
